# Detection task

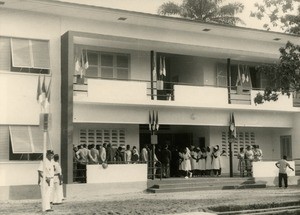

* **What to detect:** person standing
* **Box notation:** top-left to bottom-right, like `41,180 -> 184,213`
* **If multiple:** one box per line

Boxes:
237,147 -> 246,177
211,146 -> 221,176
179,147 -> 192,179
77,144 -> 89,182
52,154 -> 63,205
38,150 -> 54,212
99,143 -> 107,164
205,146 -> 212,176
275,155 -> 294,188
124,145 -> 132,164
160,144 -> 172,178
88,144 -> 98,164
245,145 -> 254,177
131,146 -> 139,163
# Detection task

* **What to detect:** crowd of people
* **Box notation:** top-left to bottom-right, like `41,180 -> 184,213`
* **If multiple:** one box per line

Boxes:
237,145 -> 263,177
37,150 -> 64,212
73,142 -> 264,182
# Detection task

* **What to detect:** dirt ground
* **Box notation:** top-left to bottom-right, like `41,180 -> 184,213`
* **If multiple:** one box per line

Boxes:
0,186 -> 300,215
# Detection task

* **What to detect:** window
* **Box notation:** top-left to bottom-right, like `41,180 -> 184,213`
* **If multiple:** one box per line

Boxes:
84,50 -> 130,80
221,131 -> 256,156
280,135 -> 292,160
79,128 -> 126,148
9,126 -> 47,161
0,36 -> 50,74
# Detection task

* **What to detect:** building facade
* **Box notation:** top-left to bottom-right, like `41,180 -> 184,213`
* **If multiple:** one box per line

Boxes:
0,0 -> 299,200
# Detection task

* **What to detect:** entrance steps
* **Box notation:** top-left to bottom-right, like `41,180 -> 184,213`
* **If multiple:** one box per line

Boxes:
147,177 -> 266,193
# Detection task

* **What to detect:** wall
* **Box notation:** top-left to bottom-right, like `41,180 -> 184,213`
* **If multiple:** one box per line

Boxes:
0,10 -> 62,155
73,123 -> 140,150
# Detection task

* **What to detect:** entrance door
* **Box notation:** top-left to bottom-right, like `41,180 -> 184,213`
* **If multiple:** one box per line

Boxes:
280,135 -> 292,160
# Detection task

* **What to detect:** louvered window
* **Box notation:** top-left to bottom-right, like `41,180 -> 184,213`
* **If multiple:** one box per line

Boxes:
221,131 -> 256,156
79,128 -> 126,148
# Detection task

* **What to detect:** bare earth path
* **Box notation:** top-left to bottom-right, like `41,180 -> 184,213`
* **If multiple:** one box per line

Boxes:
0,187 -> 299,215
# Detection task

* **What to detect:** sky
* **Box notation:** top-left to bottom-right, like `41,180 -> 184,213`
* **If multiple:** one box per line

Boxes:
59,0 -> 296,32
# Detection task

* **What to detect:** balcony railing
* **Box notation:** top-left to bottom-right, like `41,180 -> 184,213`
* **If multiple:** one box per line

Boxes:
73,76 -> 298,110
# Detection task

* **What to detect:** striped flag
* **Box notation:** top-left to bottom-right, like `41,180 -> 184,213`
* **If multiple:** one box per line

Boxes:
46,79 -> 51,103
159,56 -> 163,76
229,113 -> 236,139
84,49 -> 89,70
36,75 -> 41,102
155,111 -> 159,131
162,57 -> 166,76
38,75 -> 46,105
149,111 -> 152,131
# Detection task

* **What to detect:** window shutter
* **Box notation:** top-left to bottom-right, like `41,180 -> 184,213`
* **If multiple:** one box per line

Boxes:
11,38 -> 32,68
30,126 -> 44,153
0,126 -> 9,160
0,37 -> 11,71
31,40 -> 50,69
9,126 -> 32,153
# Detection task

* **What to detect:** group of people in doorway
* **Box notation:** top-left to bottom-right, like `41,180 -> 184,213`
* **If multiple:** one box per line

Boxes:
37,150 -> 64,212
237,145 -> 263,177
178,145 -> 225,179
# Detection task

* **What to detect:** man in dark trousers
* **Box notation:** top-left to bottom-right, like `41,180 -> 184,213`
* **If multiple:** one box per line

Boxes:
160,143 -> 172,178
275,155 -> 294,188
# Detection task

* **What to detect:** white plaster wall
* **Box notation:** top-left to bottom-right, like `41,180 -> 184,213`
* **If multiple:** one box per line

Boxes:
292,113 -> 300,160
0,162 -> 39,186
87,164 -> 147,183
0,10 -> 62,155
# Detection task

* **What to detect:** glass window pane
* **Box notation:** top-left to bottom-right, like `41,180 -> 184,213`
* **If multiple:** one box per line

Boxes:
30,126 -> 43,153
11,38 -> 31,68
101,67 -> 113,78
101,54 -> 113,67
117,69 -> 128,79
9,126 -> 32,153
117,55 -> 128,68
31,40 -> 50,69
0,37 -> 11,70
87,52 -> 98,65
86,67 -> 99,77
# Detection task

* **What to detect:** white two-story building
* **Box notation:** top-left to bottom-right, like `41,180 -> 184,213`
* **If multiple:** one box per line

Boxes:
0,0 -> 299,200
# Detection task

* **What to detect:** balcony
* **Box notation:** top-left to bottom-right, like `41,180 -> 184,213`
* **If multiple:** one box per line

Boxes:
73,77 -> 298,112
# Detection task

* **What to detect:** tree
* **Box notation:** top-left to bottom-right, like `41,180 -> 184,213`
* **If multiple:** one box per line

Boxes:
157,0 -> 244,26
250,0 -> 300,34
254,41 -> 300,105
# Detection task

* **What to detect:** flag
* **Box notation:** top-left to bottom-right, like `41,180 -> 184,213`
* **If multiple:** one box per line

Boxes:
46,79 -> 51,103
162,57 -> 166,76
159,56 -> 163,76
229,113 -> 236,139
84,49 -> 89,70
149,111 -> 152,131
155,111 -> 159,131
75,56 -> 81,75
152,110 -> 156,131
36,75 -> 41,102
38,75 -> 46,104
236,64 -> 241,86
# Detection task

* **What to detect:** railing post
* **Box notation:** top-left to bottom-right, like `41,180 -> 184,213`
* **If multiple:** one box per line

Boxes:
227,58 -> 231,104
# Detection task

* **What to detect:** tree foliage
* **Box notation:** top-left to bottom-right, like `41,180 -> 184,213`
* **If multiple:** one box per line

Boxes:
250,0 -> 300,34
254,41 -> 300,105
157,0 -> 244,26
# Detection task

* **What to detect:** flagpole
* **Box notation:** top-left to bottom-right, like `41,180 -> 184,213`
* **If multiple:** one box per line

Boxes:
42,125 -> 47,211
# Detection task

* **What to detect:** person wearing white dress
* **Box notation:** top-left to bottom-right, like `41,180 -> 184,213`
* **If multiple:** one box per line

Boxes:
190,148 -> 198,177
211,146 -> 221,176
179,147 -> 192,178
198,147 -> 207,176
205,146 -> 212,176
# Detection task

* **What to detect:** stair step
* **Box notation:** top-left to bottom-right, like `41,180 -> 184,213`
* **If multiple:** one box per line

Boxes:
147,183 -> 266,193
